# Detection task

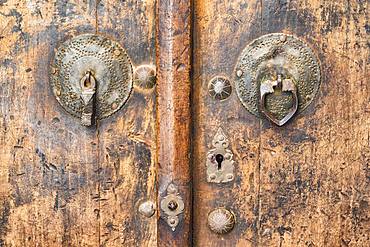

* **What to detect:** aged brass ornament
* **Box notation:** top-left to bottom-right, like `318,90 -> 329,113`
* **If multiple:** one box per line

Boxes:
160,183 -> 185,231
50,34 -> 133,126
206,128 -> 235,183
260,74 -> 298,126
133,65 -> 156,89
207,208 -> 235,234
234,33 -> 321,125
138,200 -> 156,218
208,76 -> 232,100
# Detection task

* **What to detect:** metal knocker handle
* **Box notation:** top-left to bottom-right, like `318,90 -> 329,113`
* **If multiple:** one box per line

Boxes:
260,75 -> 298,126
80,70 -> 97,126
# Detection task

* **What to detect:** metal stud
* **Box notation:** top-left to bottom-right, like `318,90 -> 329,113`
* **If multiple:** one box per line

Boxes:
208,76 -> 232,100
134,65 -> 156,89
138,201 -> 156,218
208,208 -> 235,234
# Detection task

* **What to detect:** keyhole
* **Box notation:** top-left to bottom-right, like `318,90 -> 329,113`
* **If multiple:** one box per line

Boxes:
81,70 -> 95,90
215,154 -> 224,170
84,76 -> 92,88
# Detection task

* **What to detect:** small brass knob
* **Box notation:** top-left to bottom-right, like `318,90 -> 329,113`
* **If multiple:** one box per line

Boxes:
207,208 -> 235,234
138,201 -> 156,218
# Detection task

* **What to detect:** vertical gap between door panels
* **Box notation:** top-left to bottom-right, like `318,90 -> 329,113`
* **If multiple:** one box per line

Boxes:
256,0 -> 263,245
190,0 -> 195,245
94,1 -> 101,246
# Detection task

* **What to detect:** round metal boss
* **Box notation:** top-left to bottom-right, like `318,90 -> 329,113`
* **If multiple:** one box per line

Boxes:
208,76 -> 232,100
207,208 -> 235,234
50,34 -> 133,120
234,33 -> 321,118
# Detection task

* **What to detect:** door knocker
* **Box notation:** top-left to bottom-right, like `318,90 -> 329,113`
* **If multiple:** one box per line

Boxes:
50,34 -> 133,126
234,33 -> 321,126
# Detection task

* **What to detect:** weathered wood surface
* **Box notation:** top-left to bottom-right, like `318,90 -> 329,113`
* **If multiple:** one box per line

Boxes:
156,0 -> 192,245
0,1 -> 156,246
193,0 -> 369,246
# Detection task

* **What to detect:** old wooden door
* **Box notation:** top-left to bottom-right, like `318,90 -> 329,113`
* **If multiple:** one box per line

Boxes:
192,0 -> 369,246
0,1 -> 158,246
0,0 -> 369,247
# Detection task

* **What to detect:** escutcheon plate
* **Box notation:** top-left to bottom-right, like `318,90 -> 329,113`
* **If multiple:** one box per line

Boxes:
50,34 -> 133,120
234,33 -> 321,120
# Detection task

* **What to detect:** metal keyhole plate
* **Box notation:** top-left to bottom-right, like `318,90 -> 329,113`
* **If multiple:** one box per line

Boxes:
50,34 -> 133,120
234,33 -> 321,121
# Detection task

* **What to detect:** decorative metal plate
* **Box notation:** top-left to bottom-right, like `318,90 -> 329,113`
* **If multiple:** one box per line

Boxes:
206,128 -> 235,183
234,33 -> 321,120
160,183 -> 184,231
50,34 -> 133,120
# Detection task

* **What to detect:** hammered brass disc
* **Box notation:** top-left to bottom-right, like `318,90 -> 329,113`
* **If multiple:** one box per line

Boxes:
234,33 -> 321,120
50,34 -> 133,120
207,208 -> 235,234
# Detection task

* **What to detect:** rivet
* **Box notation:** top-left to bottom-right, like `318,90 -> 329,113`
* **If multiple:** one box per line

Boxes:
169,218 -> 176,225
236,69 -> 243,77
226,174 -> 233,180
51,67 -> 57,74
114,49 -> 121,56
111,103 -> 118,109
56,90 -> 61,96
224,153 -> 231,160
279,35 -> 287,42
210,174 -> 216,180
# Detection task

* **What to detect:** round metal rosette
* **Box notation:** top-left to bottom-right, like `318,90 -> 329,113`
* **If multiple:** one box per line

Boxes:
207,208 -> 235,234
234,33 -> 321,120
50,34 -> 133,120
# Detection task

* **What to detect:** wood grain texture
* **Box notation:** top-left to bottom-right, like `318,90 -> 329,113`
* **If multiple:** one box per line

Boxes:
0,1 -> 157,246
0,1 -> 100,246
156,0 -> 192,245
96,1 -> 157,246
192,1 -> 262,246
258,1 -> 369,246
193,0 -> 369,246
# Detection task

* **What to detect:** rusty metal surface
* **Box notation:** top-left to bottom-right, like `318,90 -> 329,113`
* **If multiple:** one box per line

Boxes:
234,33 -> 321,120
50,34 -> 133,121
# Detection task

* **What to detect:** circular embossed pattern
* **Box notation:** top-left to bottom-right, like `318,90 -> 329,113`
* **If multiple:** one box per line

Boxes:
50,34 -> 133,119
207,208 -> 235,234
208,76 -> 232,100
234,33 -> 321,118
134,65 -> 156,89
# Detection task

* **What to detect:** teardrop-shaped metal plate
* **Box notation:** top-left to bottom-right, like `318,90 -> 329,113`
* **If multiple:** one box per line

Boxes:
50,34 -> 133,120
234,33 -> 321,120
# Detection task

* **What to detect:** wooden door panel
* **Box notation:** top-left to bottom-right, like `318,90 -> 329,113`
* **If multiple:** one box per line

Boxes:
0,1 -> 156,246
193,1 -> 262,245
258,1 -> 369,246
193,0 -> 369,246
96,1 -> 157,246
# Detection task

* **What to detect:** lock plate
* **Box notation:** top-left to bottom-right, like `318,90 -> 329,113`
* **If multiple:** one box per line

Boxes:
234,33 -> 321,120
50,34 -> 133,120
206,128 -> 235,183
